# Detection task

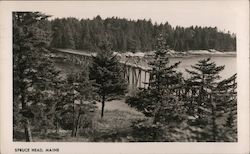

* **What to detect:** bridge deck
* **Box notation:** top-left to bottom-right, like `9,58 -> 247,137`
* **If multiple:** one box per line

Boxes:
53,48 -> 151,71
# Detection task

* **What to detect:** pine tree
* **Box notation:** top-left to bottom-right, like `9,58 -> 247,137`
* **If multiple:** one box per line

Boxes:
212,73 -> 237,141
49,17 -> 236,52
89,41 -> 127,118
126,34 -> 184,125
147,34 -> 182,124
13,12 -> 60,141
60,70 -> 95,137
185,58 -> 225,141
186,58 -> 224,118
200,73 -> 237,142
125,34 -> 186,141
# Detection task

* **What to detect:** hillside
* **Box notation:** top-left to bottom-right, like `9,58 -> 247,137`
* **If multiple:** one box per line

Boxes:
39,16 -> 236,53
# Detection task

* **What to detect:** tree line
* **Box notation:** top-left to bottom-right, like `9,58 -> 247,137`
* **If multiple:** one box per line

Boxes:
48,15 -> 236,52
13,12 -> 237,142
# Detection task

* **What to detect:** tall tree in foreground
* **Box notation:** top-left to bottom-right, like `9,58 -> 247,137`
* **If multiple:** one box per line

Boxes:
13,12 -> 59,141
147,34 -> 183,124
212,73 -> 237,141
126,34 -> 186,141
89,41 -> 127,118
185,58 -> 227,141
185,58 -> 225,121
127,34 -> 184,122
59,70 -> 95,137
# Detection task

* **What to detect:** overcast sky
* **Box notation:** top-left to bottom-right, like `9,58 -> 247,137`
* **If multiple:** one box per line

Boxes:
39,1 -> 244,34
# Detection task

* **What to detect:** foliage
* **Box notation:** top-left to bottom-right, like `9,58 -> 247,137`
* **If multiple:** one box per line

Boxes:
185,59 -> 237,141
126,35 -> 237,142
212,74 -> 237,141
13,12 -> 60,141
13,11 -> 97,140
130,118 -> 164,142
185,58 -> 225,120
147,34 -> 183,122
127,34 -> 190,141
58,70 -> 96,137
126,89 -> 154,117
89,40 -> 127,118
50,16 -> 236,52
127,34 -> 184,124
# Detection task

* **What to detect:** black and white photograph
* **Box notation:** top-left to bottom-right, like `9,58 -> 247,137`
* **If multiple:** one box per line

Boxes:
0,0 -> 249,153
12,2 -> 238,142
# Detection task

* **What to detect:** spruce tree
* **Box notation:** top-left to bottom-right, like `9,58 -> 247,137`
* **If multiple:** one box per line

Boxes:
13,12 -> 60,141
50,17 -> 236,52
147,34 -> 182,124
213,73 -> 237,141
185,58 -> 226,141
89,41 -> 127,118
126,34 -> 184,125
59,70 -> 95,137
125,34 -> 186,141
186,58 -> 224,119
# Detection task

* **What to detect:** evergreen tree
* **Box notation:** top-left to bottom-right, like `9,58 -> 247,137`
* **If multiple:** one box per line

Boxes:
126,34 -> 188,141
185,58 -> 226,141
147,34 -> 182,123
50,18 -> 63,48
126,34 -> 185,126
89,41 -> 127,118
212,73 -> 237,141
59,70 -> 95,137
50,16 -> 236,52
13,12 -> 60,141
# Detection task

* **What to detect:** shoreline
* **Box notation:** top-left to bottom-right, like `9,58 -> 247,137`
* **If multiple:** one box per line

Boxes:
122,49 -> 236,58
53,48 -> 237,59
166,53 -> 237,58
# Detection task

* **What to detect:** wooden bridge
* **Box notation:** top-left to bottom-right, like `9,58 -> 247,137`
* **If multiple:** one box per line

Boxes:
50,48 -> 151,89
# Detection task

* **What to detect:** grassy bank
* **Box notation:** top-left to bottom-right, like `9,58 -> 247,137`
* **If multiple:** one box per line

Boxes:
14,106 -> 145,142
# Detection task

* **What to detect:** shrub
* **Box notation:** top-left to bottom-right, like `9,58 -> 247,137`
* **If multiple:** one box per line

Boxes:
125,89 -> 155,117
131,118 -> 164,142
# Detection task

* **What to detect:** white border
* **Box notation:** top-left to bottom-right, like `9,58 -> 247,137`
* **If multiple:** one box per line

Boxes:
0,1 -> 249,154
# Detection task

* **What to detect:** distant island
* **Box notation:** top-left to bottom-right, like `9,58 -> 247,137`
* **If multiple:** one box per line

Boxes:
41,15 -> 236,53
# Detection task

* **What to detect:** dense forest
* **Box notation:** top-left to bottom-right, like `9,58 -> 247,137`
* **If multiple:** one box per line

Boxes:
46,16 -> 236,52
13,12 -> 237,142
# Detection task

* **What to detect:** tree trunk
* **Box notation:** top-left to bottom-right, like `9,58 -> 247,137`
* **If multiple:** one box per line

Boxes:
153,99 -> 162,124
72,106 -> 82,137
101,95 -> 105,118
24,118 -> 32,142
198,86 -> 204,119
20,91 -> 32,142
75,113 -> 81,137
55,121 -> 59,134
71,119 -> 77,137
42,112 -> 48,135
71,105 -> 76,137
211,95 -> 217,142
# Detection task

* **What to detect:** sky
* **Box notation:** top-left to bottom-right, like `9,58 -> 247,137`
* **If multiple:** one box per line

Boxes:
37,1 -> 245,34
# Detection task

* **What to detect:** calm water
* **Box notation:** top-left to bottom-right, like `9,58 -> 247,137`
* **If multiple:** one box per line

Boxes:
128,56 -> 236,89
170,56 -> 236,79
54,53 -> 236,89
